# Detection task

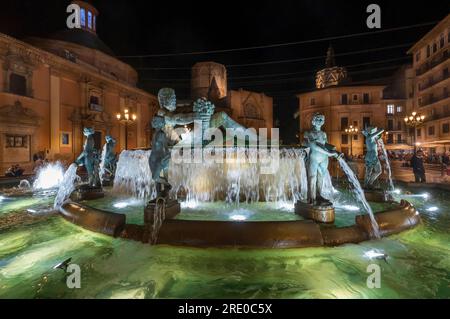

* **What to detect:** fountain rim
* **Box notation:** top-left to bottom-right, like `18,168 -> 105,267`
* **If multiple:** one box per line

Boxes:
58,199 -> 421,249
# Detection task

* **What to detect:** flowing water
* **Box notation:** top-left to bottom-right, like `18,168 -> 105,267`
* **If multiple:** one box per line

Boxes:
378,139 -> 394,191
33,162 -> 65,190
113,148 -> 308,204
98,143 -> 107,186
337,158 -> 380,238
53,164 -> 79,209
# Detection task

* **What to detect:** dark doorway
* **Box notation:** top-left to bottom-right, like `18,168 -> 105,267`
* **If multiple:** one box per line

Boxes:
93,131 -> 102,151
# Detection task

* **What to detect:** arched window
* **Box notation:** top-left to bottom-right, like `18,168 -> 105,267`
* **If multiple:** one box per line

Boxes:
88,11 -> 92,29
244,103 -> 260,119
80,8 -> 86,26
9,73 -> 27,96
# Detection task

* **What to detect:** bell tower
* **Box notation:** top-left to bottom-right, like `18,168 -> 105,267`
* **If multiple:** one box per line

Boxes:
191,62 -> 227,101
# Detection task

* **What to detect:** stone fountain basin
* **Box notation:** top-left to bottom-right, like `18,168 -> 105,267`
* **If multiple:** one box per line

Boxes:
58,199 -> 421,248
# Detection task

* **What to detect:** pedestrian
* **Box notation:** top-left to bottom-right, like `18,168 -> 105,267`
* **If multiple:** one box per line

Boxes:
411,150 -> 426,183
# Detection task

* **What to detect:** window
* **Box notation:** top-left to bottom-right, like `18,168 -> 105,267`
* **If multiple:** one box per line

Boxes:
428,126 -> 435,135
363,117 -> 370,129
387,134 -> 394,144
417,128 -> 421,137
80,8 -> 86,26
89,95 -> 103,112
341,134 -> 349,145
9,73 -> 27,96
340,117 -> 348,130
60,132 -> 72,147
88,11 -> 92,29
310,98 -> 315,106
90,96 -> 99,105
397,121 -> 402,130
341,94 -> 348,105
444,67 -> 449,78
5,135 -> 27,148
443,123 -> 450,134
444,87 -> 448,98
427,45 -> 430,57
415,51 -> 421,62
352,94 -> 358,102
397,134 -> 402,143
363,93 -> 369,104
244,103 -> 260,119
433,43 -> 437,53
387,104 -> 394,114
440,35 -> 445,48
387,119 -> 394,131
396,105 -> 403,113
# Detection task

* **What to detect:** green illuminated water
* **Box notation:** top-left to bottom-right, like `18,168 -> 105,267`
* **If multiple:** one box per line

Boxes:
0,187 -> 449,298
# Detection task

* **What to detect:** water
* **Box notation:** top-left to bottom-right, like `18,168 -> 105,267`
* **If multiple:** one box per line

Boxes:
113,148 -> 308,205
99,143 -> 107,186
0,186 -> 449,298
338,158 -> 380,238
151,199 -> 166,244
378,139 -> 394,191
19,180 -> 31,189
113,150 -> 154,199
32,162 -> 65,190
53,163 -> 79,209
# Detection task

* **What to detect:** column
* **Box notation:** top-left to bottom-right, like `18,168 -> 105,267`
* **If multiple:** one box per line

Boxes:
119,96 -> 126,151
49,73 -> 60,159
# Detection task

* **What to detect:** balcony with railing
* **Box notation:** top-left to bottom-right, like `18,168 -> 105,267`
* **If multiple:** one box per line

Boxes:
418,73 -> 450,91
416,50 -> 449,76
418,91 -> 450,107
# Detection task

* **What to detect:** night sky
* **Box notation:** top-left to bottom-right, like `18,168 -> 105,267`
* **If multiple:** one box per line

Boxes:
1,0 -> 449,143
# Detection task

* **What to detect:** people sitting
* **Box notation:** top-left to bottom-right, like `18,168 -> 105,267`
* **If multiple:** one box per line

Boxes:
4,164 -> 24,177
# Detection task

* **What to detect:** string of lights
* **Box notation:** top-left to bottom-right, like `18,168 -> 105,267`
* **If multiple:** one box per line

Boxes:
133,42 -> 414,71
138,56 -> 411,82
116,21 -> 437,58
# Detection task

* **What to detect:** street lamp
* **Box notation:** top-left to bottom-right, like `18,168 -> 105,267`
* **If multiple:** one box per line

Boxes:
344,125 -> 358,156
404,111 -> 425,151
116,108 -> 137,150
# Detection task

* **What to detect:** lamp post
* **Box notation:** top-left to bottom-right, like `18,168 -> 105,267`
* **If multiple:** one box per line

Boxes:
404,111 -> 425,151
344,125 -> 358,156
116,109 -> 137,150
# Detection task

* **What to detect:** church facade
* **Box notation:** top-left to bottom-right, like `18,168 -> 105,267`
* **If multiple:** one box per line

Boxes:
0,1 -> 158,174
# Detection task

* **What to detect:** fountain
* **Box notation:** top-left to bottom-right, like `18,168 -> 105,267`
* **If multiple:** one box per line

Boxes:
295,113 -> 343,223
378,139 -> 395,192
362,126 -> 394,202
72,127 -> 104,201
32,161 -> 65,190
54,163 -> 79,209
99,135 -> 117,187
56,91 -> 421,247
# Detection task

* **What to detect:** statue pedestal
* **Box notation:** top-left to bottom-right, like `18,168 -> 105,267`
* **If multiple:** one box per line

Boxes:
71,184 -> 104,201
364,189 -> 392,203
295,201 -> 335,223
101,179 -> 114,187
144,199 -> 181,224
142,199 -> 181,243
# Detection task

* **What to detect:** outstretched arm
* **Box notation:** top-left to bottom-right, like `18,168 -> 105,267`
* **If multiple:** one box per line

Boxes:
369,128 -> 384,139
